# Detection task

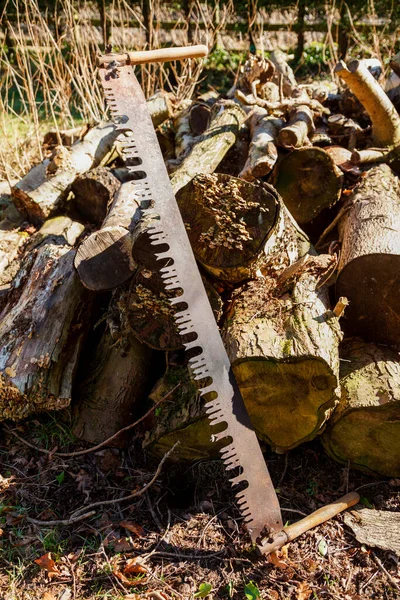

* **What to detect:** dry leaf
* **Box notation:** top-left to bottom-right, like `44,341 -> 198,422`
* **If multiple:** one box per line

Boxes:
113,567 -> 148,586
268,550 -> 288,569
124,557 -> 147,575
42,592 -> 56,600
113,537 -> 134,553
296,581 -> 312,600
120,521 -> 145,537
34,552 -> 60,579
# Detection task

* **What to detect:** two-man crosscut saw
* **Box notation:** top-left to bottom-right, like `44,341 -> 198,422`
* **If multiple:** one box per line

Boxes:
97,44 -> 359,554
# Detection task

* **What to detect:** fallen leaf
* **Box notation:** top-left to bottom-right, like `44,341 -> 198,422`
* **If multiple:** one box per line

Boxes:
113,567 -> 148,586
113,537 -> 134,553
268,550 -> 288,569
194,582 -> 212,598
297,581 -> 312,600
124,557 -> 147,575
34,552 -> 60,579
42,592 -> 56,600
244,581 -> 260,599
318,538 -> 328,557
120,520 -> 145,537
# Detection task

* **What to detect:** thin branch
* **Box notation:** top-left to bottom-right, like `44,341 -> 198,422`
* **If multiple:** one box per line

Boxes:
4,383 -> 180,458
25,443 -> 179,527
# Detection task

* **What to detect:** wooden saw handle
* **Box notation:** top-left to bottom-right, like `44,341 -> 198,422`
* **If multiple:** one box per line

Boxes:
98,45 -> 208,67
258,491 -> 360,555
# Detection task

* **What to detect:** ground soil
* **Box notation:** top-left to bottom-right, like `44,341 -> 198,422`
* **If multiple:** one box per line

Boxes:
0,411 -> 399,600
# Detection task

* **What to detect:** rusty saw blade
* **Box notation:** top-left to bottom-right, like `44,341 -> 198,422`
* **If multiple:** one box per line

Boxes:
99,64 -> 283,542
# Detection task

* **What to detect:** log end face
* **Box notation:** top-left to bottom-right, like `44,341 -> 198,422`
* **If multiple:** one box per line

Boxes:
322,404 -> 400,477
74,227 -> 136,291
233,358 -> 339,452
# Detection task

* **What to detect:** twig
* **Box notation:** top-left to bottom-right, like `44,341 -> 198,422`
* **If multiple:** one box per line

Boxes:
3,383 -> 180,458
26,510 -> 96,527
70,443 -> 179,517
371,552 -> 400,593
26,443 -> 178,527
355,481 -> 387,492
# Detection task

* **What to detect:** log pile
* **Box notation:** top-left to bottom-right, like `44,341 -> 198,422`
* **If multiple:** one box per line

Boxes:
2,54 -> 400,477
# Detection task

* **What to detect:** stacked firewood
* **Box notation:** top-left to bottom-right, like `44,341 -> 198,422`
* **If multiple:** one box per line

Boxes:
1,52 -> 400,478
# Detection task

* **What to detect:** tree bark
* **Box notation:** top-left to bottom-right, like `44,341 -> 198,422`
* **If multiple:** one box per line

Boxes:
335,60 -> 400,147
176,173 -> 309,283
322,338 -> 400,477
72,318 -> 155,446
274,147 -> 344,225
0,233 -> 92,421
12,123 -> 119,225
222,256 -> 342,453
70,166 -> 121,225
239,108 -> 284,181
336,164 -> 400,350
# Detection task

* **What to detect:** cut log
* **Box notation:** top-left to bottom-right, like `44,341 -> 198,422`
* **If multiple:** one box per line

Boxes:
277,105 -> 315,149
74,179 -> 143,291
0,233 -> 92,421
116,269 -> 222,351
322,338 -> 400,477
274,147 -> 344,225
335,60 -> 400,147
170,100 -> 246,194
12,123 -> 120,225
143,365 -> 224,461
239,108 -> 284,181
72,318 -> 155,446
70,166 -> 121,225
176,173 -> 309,284
222,255 -> 342,453
75,101 -> 246,292
336,164 -> 400,350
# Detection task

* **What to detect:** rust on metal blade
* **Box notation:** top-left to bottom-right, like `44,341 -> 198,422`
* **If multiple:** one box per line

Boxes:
99,64 -> 283,541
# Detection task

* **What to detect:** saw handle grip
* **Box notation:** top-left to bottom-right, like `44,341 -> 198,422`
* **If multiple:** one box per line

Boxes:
98,44 -> 208,67
258,491 -> 360,555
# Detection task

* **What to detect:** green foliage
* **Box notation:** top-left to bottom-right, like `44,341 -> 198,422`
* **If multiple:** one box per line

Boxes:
244,581 -> 261,599
56,471 -> 65,485
194,582 -> 212,597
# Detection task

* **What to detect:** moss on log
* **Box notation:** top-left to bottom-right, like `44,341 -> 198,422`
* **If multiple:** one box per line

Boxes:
222,256 -> 342,453
143,365 -> 224,461
116,270 -> 222,351
336,164 -> 400,350
322,338 -> 400,477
